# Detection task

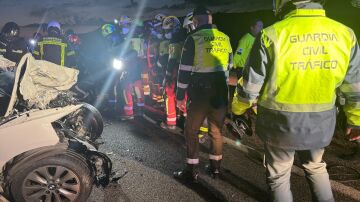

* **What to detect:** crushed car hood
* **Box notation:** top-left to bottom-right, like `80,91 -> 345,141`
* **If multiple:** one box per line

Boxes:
19,55 -> 79,109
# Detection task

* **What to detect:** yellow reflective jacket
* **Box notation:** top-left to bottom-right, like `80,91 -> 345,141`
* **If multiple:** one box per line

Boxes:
232,7 -> 360,149
233,33 -> 255,69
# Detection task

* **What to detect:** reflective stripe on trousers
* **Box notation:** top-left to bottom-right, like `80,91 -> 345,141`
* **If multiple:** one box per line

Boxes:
166,82 -> 177,126
122,80 -> 144,116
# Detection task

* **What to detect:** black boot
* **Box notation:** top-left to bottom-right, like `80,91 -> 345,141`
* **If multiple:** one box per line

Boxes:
206,160 -> 221,179
173,164 -> 199,183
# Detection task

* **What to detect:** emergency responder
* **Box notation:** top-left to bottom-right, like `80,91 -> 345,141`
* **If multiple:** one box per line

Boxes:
232,0 -> 360,201
0,22 -> 28,63
101,23 -> 121,49
33,21 -> 76,67
118,16 -> 132,38
146,14 -> 168,105
233,19 -> 263,77
174,6 -> 233,181
229,19 -> 263,106
65,29 -> 81,51
161,13 -> 209,138
141,21 -> 154,97
160,16 -> 184,129
116,17 -> 145,120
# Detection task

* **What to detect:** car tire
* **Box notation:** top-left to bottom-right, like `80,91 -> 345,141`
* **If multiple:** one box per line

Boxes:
77,103 -> 104,142
6,150 -> 93,202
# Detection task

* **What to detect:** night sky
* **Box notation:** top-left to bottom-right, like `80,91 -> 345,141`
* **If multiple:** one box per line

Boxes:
0,0 -> 271,26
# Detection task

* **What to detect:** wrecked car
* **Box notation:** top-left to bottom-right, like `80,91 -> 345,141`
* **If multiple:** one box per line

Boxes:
0,54 -> 112,202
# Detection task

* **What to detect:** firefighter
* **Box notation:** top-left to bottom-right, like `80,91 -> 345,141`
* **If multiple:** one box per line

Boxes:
0,22 -> 28,63
160,16 -> 184,129
65,29 -> 81,52
173,6 -> 233,181
33,21 -> 76,67
146,14 -> 168,105
161,13 -> 209,139
232,0 -> 360,201
141,21 -> 154,97
116,17 -> 145,120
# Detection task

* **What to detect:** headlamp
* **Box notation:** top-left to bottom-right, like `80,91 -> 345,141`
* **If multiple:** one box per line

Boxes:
29,39 -> 37,46
112,58 -> 123,70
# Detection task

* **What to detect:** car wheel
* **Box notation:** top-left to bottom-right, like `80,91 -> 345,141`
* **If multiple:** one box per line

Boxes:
65,103 -> 103,143
6,150 -> 93,202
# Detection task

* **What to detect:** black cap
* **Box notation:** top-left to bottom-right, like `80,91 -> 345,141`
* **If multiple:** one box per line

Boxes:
193,6 -> 211,16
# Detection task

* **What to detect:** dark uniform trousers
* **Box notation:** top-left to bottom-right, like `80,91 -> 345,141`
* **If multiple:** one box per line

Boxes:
185,100 -> 227,160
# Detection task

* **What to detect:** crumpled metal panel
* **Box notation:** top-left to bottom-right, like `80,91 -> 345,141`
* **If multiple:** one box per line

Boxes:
19,55 -> 79,109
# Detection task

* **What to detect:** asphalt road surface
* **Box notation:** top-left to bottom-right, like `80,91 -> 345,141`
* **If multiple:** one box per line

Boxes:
89,115 -> 360,202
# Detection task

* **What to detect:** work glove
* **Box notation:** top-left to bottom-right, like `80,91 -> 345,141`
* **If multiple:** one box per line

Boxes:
177,99 -> 187,112
346,127 -> 360,142
231,113 -> 253,138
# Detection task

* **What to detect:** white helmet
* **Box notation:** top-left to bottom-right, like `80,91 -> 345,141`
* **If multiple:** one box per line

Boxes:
47,20 -> 61,31
183,12 -> 195,33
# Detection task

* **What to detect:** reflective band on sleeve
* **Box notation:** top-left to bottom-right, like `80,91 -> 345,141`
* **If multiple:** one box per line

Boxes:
124,106 -> 133,111
193,66 -> 226,73
243,80 -> 263,93
33,50 -> 40,55
179,64 -> 193,72
12,50 -> 23,53
137,103 -> 145,107
177,82 -> 189,89
186,158 -> 199,165
209,154 -> 223,161
141,74 -> 149,79
157,61 -> 162,67
153,22 -> 162,27
200,127 -> 208,133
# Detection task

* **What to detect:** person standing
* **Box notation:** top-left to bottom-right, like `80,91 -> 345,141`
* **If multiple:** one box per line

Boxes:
233,19 -> 263,77
33,21 -> 76,67
229,19 -> 263,104
161,16 -> 184,129
174,6 -> 233,181
0,22 -> 28,64
232,0 -> 360,201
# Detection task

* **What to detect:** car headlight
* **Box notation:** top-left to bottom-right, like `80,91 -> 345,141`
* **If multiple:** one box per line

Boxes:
113,58 -> 123,70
